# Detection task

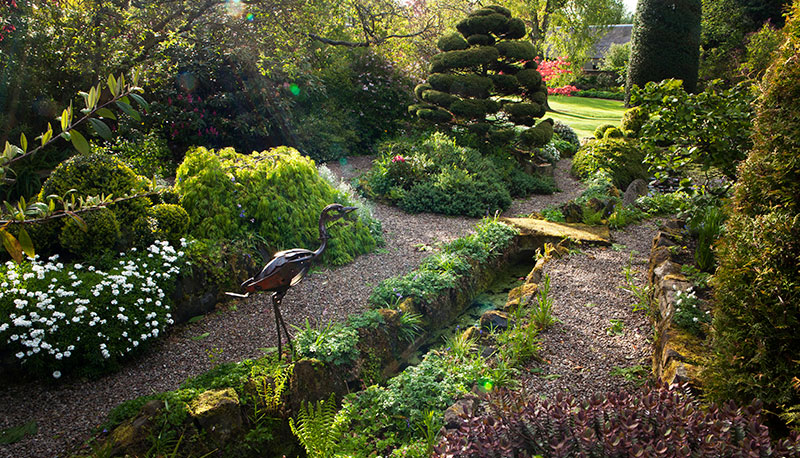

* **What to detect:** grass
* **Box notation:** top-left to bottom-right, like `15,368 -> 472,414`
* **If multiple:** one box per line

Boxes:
546,95 -> 626,139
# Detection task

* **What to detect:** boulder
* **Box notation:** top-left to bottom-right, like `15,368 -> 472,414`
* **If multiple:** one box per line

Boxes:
561,202 -> 583,223
288,359 -> 348,412
108,400 -> 165,455
443,398 -> 477,429
505,283 -> 538,310
623,179 -> 649,206
480,310 -> 511,332
189,388 -> 243,445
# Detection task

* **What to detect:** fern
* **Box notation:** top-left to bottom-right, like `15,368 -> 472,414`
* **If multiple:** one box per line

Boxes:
289,394 -> 347,458
251,363 -> 292,423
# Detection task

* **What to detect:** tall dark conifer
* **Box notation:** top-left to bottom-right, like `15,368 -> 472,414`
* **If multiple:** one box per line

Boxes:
625,0 -> 702,102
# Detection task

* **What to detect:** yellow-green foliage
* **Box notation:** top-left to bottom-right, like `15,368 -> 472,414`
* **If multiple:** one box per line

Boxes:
37,154 -> 154,256
708,3 -> 800,421
58,207 -> 121,257
176,146 -> 380,265
148,204 -> 189,246
571,138 -> 647,189
289,394 -> 347,458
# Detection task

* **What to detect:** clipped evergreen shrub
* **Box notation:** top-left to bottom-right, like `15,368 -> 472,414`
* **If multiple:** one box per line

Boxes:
176,146 -> 381,265
149,204 -> 190,247
621,106 -> 649,136
708,3 -> 800,424
594,124 -> 616,140
412,6 -> 552,155
37,153 -> 152,257
571,138 -> 647,189
59,207 -> 121,258
626,0 -> 702,101
603,127 -> 625,139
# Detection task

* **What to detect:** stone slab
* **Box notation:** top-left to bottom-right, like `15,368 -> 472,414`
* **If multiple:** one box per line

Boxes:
501,217 -> 611,245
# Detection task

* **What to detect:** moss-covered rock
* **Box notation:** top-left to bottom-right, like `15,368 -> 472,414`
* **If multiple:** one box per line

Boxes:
189,388 -> 243,445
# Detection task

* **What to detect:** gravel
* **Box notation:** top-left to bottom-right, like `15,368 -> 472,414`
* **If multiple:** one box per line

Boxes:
0,156 -> 637,458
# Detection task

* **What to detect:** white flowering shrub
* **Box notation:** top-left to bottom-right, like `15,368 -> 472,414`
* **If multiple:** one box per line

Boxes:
0,240 -> 188,378
672,287 -> 711,337
537,141 -> 561,165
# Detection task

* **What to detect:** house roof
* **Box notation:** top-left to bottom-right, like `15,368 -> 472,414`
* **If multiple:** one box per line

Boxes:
590,24 -> 632,59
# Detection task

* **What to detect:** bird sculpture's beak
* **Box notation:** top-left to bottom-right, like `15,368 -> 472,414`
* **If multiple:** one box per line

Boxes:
343,206 -> 358,214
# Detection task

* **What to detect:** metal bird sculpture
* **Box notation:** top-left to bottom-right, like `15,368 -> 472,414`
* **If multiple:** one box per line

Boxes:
232,203 -> 357,360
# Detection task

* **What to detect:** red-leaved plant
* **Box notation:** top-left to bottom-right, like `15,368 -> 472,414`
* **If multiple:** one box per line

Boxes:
434,383 -> 800,457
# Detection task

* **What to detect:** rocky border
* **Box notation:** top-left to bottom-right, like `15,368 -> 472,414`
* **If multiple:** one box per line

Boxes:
647,219 -> 707,386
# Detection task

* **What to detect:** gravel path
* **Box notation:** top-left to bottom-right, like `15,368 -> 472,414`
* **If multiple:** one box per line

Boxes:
0,157 -> 591,458
520,218 -> 663,398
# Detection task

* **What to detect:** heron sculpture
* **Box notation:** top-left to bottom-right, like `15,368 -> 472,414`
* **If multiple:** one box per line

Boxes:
234,203 -> 357,360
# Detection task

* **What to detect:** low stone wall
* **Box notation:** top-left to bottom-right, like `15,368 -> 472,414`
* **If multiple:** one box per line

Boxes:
647,220 -> 707,387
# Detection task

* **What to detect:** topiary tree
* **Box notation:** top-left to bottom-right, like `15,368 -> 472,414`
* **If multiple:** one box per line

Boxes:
409,6 -> 553,157
625,0 -> 702,103
707,1 -> 800,427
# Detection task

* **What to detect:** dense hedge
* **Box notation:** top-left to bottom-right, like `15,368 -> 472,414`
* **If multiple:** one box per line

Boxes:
626,0 -> 702,100
708,3 -> 800,424
176,146 -> 381,265
571,138 -> 647,189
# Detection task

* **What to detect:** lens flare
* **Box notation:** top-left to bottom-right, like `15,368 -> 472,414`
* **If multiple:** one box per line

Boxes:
177,72 -> 197,92
246,13 -> 255,21
289,83 -> 301,96
477,377 -> 494,392
225,0 -> 244,17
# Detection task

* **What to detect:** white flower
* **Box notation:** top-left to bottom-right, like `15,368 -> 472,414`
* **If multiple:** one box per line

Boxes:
15,352 -> 24,359
0,323 -> 8,332
52,371 -> 61,379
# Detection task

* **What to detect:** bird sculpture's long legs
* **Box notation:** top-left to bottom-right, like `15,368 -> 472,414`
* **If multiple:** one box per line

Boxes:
271,292 -> 294,360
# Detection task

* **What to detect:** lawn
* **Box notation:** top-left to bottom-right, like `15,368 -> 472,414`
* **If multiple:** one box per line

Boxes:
546,95 -> 626,139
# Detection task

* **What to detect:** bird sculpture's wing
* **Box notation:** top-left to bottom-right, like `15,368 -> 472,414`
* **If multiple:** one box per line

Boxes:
242,249 -> 314,293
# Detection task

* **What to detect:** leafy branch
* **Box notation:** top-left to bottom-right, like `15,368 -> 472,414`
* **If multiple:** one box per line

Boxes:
1,69 -> 149,184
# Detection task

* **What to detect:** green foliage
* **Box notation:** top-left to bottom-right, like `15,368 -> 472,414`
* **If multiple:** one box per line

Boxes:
93,130 -> 175,178
672,288 -> 710,337
600,42 -> 630,83
626,0 -> 702,99
571,138 -> 647,189
338,351 -> 484,454
294,320 -> 360,366
709,8 -> 800,418
414,7 -> 551,153
631,79 -> 756,181
738,22 -> 784,81
619,253 -> 652,313
176,146 -> 380,265
620,106 -> 649,136
593,124 -> 616,140
496,319 -> 540,367
147,204 -> 190,248
0,421 -> 37,445
58,207 -> 121,257
363,132 -> 553,218
552,120 -> 580,150
518,119 -> 554,148
689,204 -> 725,272
603,127 -> 624,139
290,394 -> 347,458
530,273 -> 557,329
369,219 -> 518,308
0,240 -> 187,378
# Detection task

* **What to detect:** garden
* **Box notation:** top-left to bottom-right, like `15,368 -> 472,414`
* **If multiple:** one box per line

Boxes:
1,0 -> 799,456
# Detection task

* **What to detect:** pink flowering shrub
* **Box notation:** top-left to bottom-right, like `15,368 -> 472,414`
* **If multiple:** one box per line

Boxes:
548,85 -> 579,96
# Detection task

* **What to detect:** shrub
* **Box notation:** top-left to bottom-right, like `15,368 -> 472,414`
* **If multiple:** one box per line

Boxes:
552,120 -> 580,149
603,127 -> 624,139
620,106 -> 649,136
294,320 -> 360,367
434,383 -> 800,457
58,207 -> 121,258
571,138 -> 647,189
362,132 -> 554,218
708,5 -> 800,424
38,153 -> 152,254
593,124 -> 615,140
176,146 -> 381,265
631,78 -> 756,181
626,0 -> 702,101
93,130 -> 175,178
413,7 -> 552,154
0,240 -> 187,378
148,204 -> 190,248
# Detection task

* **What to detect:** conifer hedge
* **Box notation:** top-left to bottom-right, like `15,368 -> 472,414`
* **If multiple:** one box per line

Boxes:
626,0 -> 702,101
707,1 -> 800,425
